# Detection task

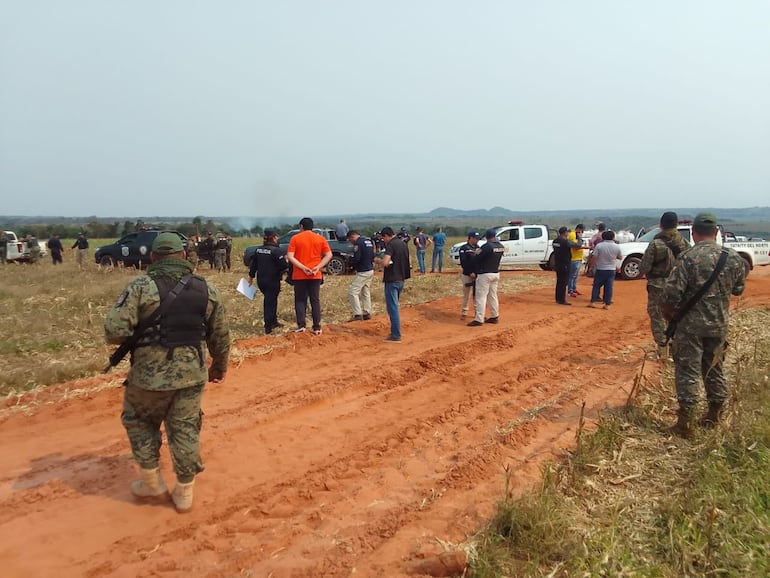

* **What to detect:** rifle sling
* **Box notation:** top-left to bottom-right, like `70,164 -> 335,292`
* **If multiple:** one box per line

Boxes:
672,249 -> 729,323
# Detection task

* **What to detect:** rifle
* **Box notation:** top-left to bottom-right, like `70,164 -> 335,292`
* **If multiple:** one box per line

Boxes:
664,249 -> 729,344
104,275 -> 193,373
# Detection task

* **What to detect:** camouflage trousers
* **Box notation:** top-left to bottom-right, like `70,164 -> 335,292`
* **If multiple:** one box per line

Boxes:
646,284 -> 668,346
673,332 -> 729,409
214,249 -> 227,271
121,384 -> 205,483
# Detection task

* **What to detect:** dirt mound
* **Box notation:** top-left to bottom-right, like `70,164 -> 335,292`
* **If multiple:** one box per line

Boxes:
2,268 -> 768,577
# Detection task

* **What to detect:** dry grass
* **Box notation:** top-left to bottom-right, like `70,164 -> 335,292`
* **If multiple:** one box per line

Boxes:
0,237 -> 549,396
471,307 -> 770,577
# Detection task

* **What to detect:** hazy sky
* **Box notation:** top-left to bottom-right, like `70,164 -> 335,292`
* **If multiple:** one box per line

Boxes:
1,1 -> 768,219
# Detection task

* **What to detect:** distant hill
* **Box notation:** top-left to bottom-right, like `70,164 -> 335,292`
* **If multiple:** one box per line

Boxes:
421,206 -> 770,222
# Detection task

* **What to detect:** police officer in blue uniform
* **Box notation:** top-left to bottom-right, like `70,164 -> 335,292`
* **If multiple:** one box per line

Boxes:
467,229 -> 505,326
552,226 -> 584,305
248,229 -> 289,334
348,230 -> 375,320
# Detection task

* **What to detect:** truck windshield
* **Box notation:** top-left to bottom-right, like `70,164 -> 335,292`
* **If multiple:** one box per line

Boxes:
637,228 -> 662,242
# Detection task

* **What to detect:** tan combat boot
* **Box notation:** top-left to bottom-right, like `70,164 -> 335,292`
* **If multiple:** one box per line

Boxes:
130,467 -> 169,499
171,480 -> 195,513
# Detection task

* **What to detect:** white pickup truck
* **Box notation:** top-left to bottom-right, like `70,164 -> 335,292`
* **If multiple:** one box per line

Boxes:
2,231 -> 29,262
616,223 -> 770,280
1,231 -> 48,263
449,221 -> 556,269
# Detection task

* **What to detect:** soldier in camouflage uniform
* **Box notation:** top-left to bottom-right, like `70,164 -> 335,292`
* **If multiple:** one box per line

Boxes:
662,213 -> 745,437
104,232 -> 230,512
639,211 -> 689,357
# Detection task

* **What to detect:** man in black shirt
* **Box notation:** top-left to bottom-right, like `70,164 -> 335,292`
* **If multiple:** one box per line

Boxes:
552,227 -> 584,305
248,229 -> 289,334
468,229 -> 505,326
375,227 -> 411,342
458,231 -> 480,319
347,230 -> 375,321
48,234 -> 64,265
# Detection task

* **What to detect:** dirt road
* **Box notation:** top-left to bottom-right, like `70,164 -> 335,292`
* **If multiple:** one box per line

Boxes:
2,268 -> 769,578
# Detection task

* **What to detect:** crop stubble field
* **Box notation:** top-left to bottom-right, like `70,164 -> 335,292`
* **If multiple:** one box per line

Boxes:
1,238 -> 769,577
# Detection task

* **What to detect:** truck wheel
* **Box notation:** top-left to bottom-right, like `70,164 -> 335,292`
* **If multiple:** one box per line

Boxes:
539,253 -> 556,271
741,257 -> 751,278
99,255 -> 115,267
327,255 -> 346,275
620,257 -> 642,280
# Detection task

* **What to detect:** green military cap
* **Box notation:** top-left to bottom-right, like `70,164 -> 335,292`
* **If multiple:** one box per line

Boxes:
693,212 -> 718,227
152,232 -> 184,255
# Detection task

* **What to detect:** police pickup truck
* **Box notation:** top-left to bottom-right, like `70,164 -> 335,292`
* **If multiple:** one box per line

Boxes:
242,228 -> 355,275
449,221 -> 556,270
2,231 -> 28,262
616,221 -> 770,280
94,229 -> 188,267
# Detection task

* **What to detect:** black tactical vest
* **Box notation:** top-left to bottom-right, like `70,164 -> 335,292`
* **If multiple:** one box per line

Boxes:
151,275 -> 208,363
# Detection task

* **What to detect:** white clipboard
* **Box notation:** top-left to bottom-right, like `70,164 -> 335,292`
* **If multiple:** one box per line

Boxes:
237,278 -> 258,300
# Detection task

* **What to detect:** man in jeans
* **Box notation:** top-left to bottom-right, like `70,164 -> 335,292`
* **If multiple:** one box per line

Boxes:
567,224 -> 585,297
375,227 -> 411,342
588,230 -> 621,309
431,226 -> 447,273
414,227 -> 430,274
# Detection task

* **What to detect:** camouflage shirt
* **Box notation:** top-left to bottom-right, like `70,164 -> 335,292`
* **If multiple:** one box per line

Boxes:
639,229 -> 689,287
663,240 -> 745,337
104,257 -> 230,391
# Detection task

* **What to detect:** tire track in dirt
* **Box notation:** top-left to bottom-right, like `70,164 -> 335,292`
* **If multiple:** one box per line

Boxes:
1,269 -> 769,577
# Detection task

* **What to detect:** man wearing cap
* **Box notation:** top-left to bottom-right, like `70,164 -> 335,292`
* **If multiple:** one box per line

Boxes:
104,232 -> 230,513
347,230 -> 375,321
374,226 -> 411,342
458,231 -> 481,319
567,224 -> 585,297
71,232 -> 89,270
662,213 -> 745,437
640,211 -> 689,356
552,227 -> 584,305
248,229 -> 289,334
467,229 -> 504,326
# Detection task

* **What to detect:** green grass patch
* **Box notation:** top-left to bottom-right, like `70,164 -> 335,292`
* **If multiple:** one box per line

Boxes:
471,308 -> 770,577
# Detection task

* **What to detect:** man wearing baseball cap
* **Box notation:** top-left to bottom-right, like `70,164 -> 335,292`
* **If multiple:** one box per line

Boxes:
458,231 -> 481,319
467,228 -> 504,326
104,231 -> 230,512
662,212 -> 745,437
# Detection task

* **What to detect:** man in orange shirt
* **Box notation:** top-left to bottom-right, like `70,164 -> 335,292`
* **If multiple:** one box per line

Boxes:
287,217 -> 332,335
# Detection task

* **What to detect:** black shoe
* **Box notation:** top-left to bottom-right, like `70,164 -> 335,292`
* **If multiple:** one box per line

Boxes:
362,313 -> 371,320
467,320 -> 483,326
384,335 -> 401,342
265,327 -> 273,335
485,317 -> 499,324
273,321 -> 284,328
351,315 -> 364,321
557,301 -> 572,306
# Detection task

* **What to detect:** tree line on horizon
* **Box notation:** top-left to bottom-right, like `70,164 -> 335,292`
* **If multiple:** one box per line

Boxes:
3,213 -> 769,240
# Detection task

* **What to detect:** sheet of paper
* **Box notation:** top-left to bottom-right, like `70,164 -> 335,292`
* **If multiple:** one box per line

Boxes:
237,278 -> 258,300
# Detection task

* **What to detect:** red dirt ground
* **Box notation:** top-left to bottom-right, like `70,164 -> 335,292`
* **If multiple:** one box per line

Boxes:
2,267 -> 769,578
